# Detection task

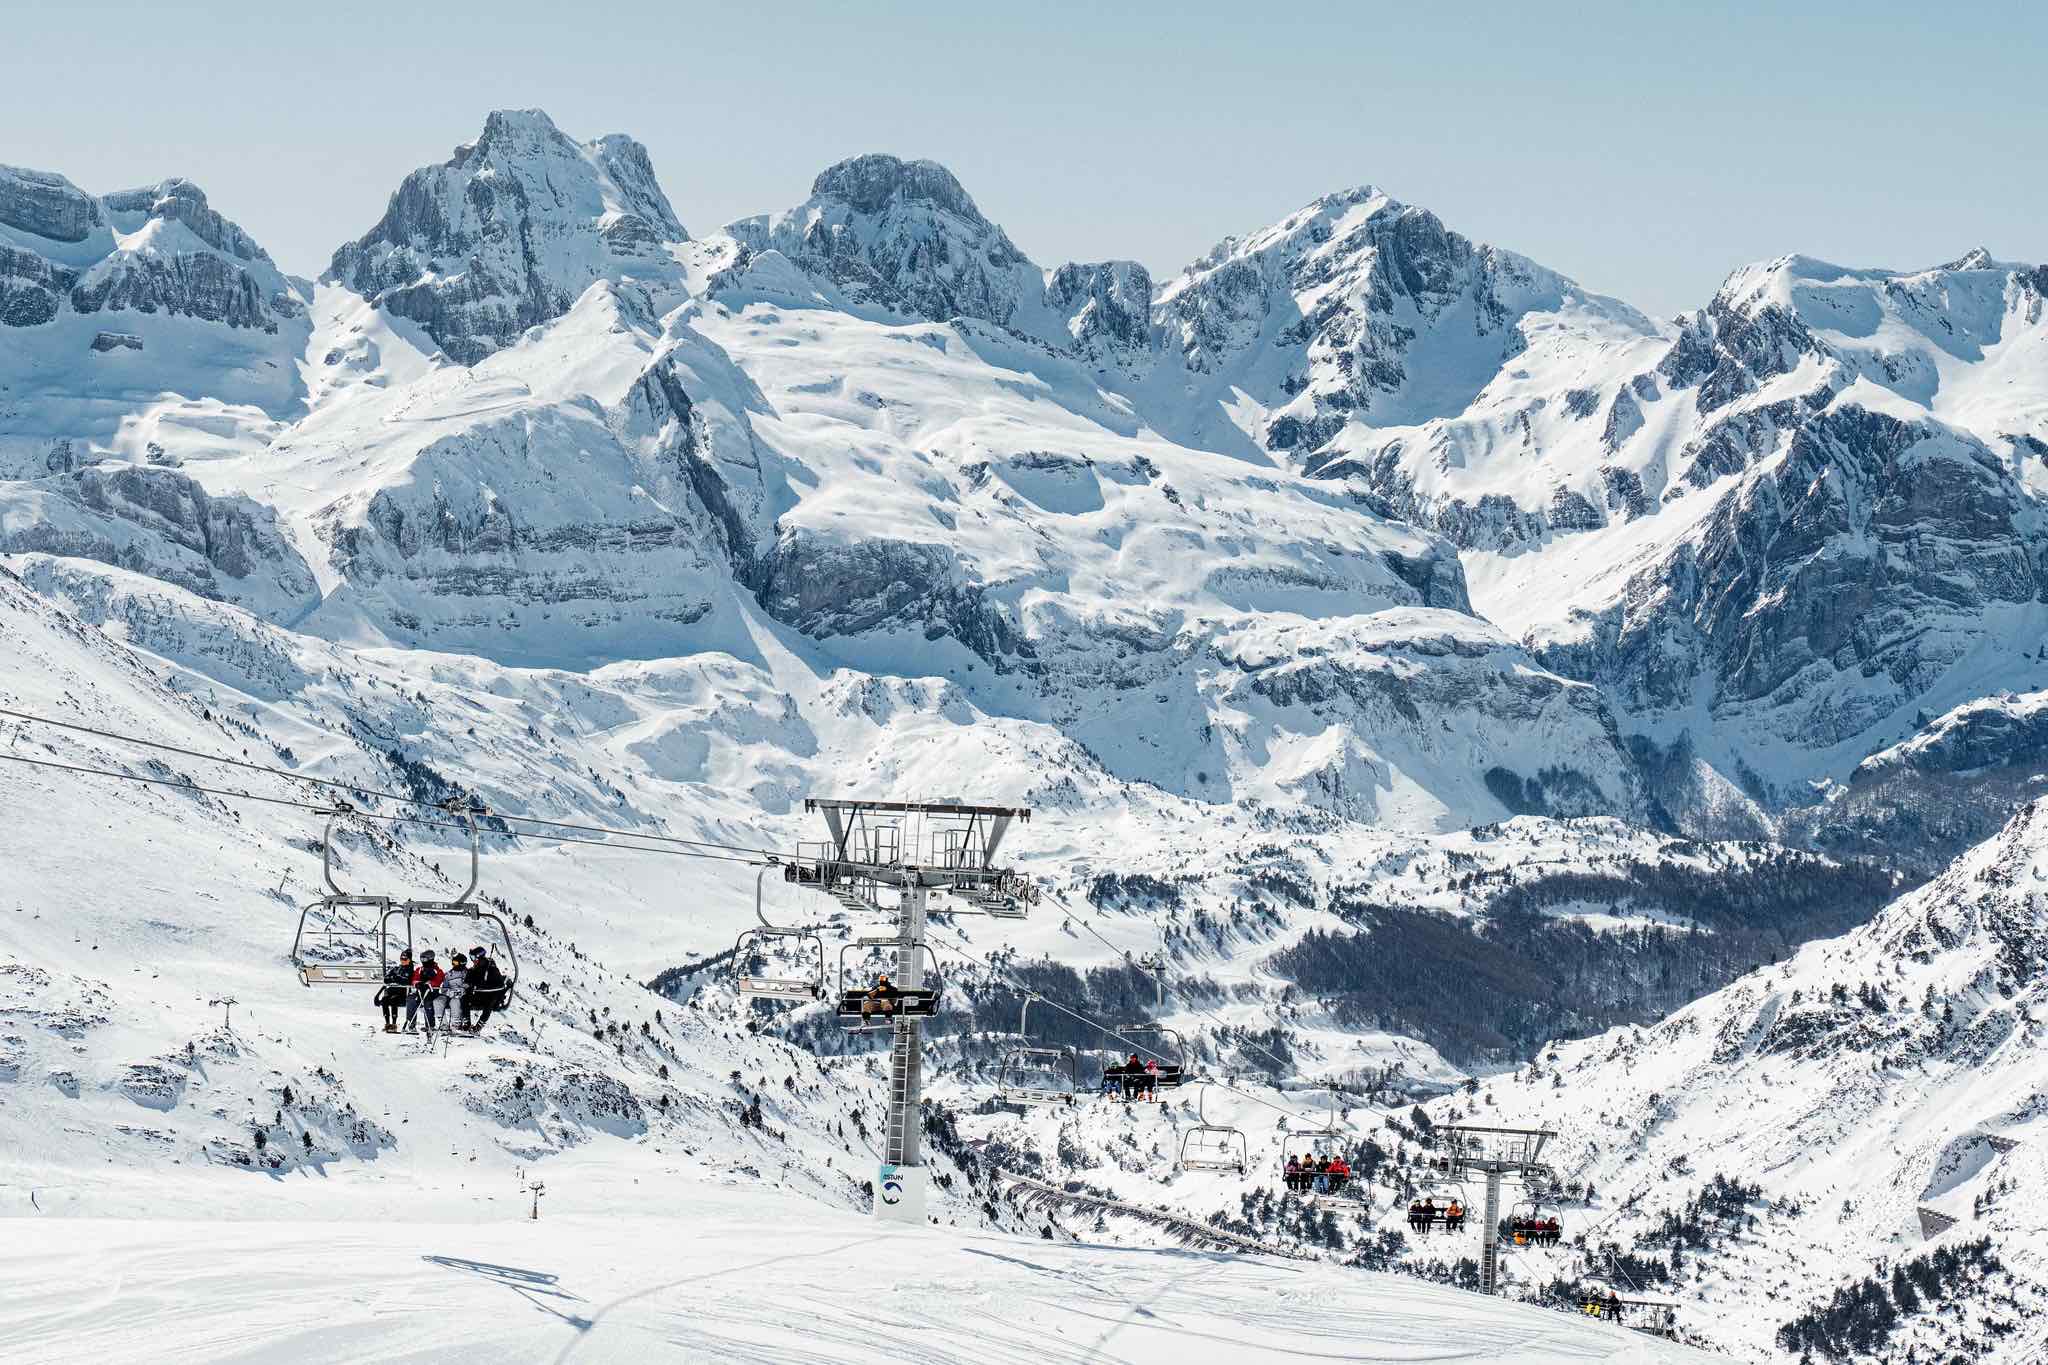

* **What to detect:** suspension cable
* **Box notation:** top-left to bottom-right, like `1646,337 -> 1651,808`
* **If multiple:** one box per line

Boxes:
0,751 -> 766,865
0,704 -> 790,859
922,923 -> 1332,1135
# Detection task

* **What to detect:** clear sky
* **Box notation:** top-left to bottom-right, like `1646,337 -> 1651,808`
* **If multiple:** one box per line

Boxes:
8,0 -> 2041,317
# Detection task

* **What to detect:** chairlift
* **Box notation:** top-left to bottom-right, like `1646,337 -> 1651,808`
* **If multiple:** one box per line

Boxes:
1176,1083 -> 1248,1174
376,802 -> 518,1011
733,862 -> 825,1002
835,937 -> 940,1029
996,996 -> 1078,1106
1498,1195 -> 1564,1247
1281,1088 -> 1369,1201
1102,1022 -> 1185,1100
289,804 -> 394,985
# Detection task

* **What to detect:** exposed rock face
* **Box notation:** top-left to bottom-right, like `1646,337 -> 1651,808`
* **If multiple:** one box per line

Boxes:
325,109 -> 687,365
70,244 -> 281,329
1537,403 -> 2047,782
0,242 -> 74,326
723,153 -> 1045,331
1047,260 -> 1152,361
0,465 -> 317,618
0,165 -> 101,242
0,168 -> 299,332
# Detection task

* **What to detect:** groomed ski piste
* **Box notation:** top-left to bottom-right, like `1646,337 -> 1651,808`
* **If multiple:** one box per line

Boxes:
0,1181 -> 1721,1363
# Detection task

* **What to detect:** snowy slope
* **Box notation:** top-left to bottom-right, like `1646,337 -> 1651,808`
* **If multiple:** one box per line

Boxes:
1435,801 -> 2048,1363
0,1187 -> 1726,1364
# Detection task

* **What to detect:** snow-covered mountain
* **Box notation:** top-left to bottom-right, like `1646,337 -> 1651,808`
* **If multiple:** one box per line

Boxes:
1444,800 -> 2048,1362
5,104 -> 2048,1357
325,108 -> 688,365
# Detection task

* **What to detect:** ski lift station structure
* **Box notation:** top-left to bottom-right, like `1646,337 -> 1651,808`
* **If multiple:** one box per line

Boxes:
781,797 -> 1037,1224
289,799 -> 517,1006
1437,1123 -> 1559,1296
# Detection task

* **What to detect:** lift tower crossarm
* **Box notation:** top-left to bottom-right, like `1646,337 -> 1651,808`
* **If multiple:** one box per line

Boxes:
787,796 -> 1038,1226
1437,1123 -> 1560,1297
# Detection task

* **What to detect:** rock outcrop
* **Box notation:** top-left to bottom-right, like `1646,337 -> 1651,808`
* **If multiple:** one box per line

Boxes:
325,109 -> 687,365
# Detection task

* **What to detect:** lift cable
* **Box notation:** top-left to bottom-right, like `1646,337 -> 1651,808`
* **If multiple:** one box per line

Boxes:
1044,889 -> 1322,1100
922,923 -> 1332,1135
0,751 -> 766,866
0,704 -> 790,859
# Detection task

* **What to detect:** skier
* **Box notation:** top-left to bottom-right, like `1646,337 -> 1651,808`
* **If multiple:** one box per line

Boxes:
1447,1198 -> 1464,1231
1284,1155 -> 1302,1192
467,945 -> 506,1030
1141,1057 -> 1161,1102
442,952 -> 471,1031
406,950 -> 445,1033
1329,1155 -> 1351,1192
377,950 -> 412,1032
861,974 -> 900,1019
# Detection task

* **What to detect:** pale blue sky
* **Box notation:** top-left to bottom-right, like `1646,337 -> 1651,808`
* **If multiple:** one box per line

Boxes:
8,0 -> 2041,316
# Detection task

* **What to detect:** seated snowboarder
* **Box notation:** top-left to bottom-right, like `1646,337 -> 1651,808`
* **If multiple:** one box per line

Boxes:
467,945 -> 506,1030
377,950 -> 412,1032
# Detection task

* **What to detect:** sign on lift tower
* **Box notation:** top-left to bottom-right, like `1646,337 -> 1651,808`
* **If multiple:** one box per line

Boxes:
1436,1124 -> 1559,1297
784,798 -> 1037,1225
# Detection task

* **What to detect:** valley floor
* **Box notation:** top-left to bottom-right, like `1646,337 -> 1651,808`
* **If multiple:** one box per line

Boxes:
0,1179 -> 1725,1364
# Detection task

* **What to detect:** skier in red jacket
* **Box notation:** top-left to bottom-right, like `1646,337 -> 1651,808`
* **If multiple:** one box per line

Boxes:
405,949 -> 446,1033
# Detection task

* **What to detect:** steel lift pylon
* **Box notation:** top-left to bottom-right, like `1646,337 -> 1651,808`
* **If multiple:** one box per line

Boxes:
785,798 -> 1037,1225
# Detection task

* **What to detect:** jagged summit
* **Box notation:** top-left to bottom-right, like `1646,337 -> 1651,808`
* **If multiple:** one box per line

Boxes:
0,163 -> 300,339
325,108 -> 687,365
722,151 -> 1044,332
809,153 -> 985,224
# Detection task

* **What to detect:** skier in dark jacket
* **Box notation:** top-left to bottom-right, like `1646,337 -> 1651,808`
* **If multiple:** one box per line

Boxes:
466,945 -> 507,1031
377,950 -> 412,1032
406,950 -> 445,1033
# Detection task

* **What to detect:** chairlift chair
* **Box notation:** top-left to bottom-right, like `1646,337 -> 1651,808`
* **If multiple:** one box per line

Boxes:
733,863 -> 825,1002
1175,1084 -> 1248,1174
291,804 -> 395,986
996,996 -> 1078,1105
1105,1023 -> 1186,1098
377,803 -> 518,1010
1498,1195 -> 1563,1247
835,937 -> 940,1029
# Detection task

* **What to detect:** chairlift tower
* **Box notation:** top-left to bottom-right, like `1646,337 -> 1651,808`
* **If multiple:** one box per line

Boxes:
786,798 -> 1036,1225
1437,1124 -> 1558,1297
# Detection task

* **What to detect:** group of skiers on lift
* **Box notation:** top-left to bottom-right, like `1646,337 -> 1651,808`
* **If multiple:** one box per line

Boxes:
1103,1052 -> 1167,1102
1283,1153 -> 1353,1194
1406,1197 -> 1466,1232
1501,1214 -> 1565,1246
374,946 -> 507,1034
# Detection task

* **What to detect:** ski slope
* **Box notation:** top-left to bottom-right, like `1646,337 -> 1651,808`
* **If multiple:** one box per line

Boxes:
0,1176 -> 1724,1364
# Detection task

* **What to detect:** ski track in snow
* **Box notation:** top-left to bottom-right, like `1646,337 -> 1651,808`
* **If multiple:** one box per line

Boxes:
0,1187 -> 1722,1364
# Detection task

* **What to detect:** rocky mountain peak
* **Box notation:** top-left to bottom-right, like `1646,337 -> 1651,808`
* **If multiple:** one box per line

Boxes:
720,152 -> 1040,332
102,178 -> 274,265
0,164 -> 298,335
0,165 -> 103,244
810,153 -> 984,225
325,108 -> 687,365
